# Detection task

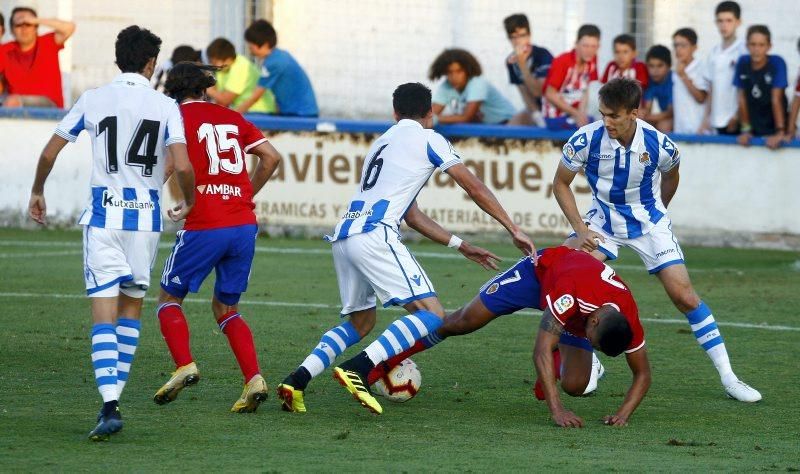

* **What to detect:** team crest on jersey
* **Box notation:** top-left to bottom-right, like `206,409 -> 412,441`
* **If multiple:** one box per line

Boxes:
553,294 -> 574,315
486,283 -> 500,294
639,151 -> 651,165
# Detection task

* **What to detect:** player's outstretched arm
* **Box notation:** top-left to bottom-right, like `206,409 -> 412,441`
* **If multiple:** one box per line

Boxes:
249,141 -> 282,196
534,311 -> 584,428
446,164 -> 536,257
404,202 -> 500,270
553,163 -> 604,252
29,135 -> 69,225
603,347 -> 651,427
166,143 -> 196,222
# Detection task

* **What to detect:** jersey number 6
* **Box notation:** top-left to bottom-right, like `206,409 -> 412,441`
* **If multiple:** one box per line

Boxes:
362,144 -> 388,191
198,123 -> 244,175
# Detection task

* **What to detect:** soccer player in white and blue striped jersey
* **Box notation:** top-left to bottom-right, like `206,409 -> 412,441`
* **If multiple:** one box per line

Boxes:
28,26 -> 196,440
277,83 -> 536,414
553,77 -> 761,402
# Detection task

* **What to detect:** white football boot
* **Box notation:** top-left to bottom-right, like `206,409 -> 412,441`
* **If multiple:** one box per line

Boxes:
724,379 -> 762,402
583,353 -> 605,395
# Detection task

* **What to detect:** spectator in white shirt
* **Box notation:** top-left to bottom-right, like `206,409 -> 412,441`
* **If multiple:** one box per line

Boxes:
672,28 -> 709,134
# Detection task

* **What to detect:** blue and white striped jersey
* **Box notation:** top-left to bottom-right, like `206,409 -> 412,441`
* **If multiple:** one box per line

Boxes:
561,119 -> 680,239
56,73 -> 186,232
326,119 -> 461,241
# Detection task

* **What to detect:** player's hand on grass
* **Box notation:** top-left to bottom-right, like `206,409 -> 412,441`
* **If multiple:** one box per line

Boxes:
576,229 -> 605,253
510,227 -> 537,262
167,200 -> 193,222
458,242 -> 501,270
602,414 -> 628,426
552,409 -> 584,428
28,194 -> 47,225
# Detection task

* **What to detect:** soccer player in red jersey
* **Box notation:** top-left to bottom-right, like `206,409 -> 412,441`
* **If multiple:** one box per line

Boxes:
153,62 -> 282,413
369,245 -> 651,427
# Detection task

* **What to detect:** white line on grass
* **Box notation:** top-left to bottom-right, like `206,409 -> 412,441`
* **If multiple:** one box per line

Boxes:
0,291 -> 797,332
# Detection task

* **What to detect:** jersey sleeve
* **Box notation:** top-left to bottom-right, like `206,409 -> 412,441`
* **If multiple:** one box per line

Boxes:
561,128 -> 591,171
256,55 -> 286,90
54,93 -> 87,142
771,56 -> 788,89
464,77 -> 489,102
544,55 -> 568,92
507,58 -> 522,85
240,117 -> 268,153
657,132 -> 680,172
164,101 -> 187,146
733,56 -> 746,88
635,62 -> 649,89
543,277 -> 578,326
431,83 -> 449,106
426,131 -> 462,172
533,49 -> 553,78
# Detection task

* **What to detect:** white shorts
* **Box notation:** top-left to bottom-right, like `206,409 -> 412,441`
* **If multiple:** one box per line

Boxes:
332,226 -> 436,315
585,216 -> 685,274
83,225 -> 160,298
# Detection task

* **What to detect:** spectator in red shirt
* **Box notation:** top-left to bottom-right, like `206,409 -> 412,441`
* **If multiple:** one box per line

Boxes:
601,34 -> 648,89
2,6 -> 75,108
543,24 -> 600,131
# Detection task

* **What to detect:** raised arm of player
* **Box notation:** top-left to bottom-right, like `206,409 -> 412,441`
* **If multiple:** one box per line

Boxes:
248,140 -> 282,196
166,143 -> 196,222
28,135 -> 69,225
553,162 -> 604,252
659,165 -> 679,208
404,201 -> 501,270
534,310 -> 584,428
446,163 -> 536,258
603,347 -> 651,426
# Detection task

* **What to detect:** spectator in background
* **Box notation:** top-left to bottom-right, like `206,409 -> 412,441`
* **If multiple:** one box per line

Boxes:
785,38 -> 800,142
734,25 -> 787,149
0,12 -> 5,97
543,24 -> 600,131
641,45 -> 673,132
672,28 -> 708,134
151,44 -> 201,91
239,19 -> 318,117
502,13 -> 553,126
601,34 -> 648,89
702,1 -> 746,135
2,6 -> 75,108
429,48 -> 515,125
205,37 -> 276,114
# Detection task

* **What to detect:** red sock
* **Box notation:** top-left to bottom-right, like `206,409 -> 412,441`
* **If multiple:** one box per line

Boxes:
217,311 -> 260,382
533,348 -> 561,401
367,339 -> 427,385
157,303 -> 193,368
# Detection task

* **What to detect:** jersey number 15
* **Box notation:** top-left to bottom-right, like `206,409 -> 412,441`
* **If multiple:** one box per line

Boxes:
198,123 -> 244,175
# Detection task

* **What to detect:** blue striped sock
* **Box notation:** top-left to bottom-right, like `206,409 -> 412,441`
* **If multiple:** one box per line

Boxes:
300,321 -> 361,378
115,318 -> 141,397
91,323 -> 119,403
365,310 -> 442,365
685,301 -> 734,384
422,330 -> 445,348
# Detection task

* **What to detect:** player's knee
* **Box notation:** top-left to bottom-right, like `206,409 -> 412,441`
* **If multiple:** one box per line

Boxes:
670,288 -> 700,313
561,379 -> 588,397
405,298 -> 445,318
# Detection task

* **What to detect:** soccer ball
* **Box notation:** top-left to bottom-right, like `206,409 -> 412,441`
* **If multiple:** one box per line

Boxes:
372,358 -> 422,402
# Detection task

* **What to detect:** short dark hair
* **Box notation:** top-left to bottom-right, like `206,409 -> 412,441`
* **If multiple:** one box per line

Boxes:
673,27 -> 698,46
613,34 -> 636,50
0,12 -> 4,30
171,45 -> 201,64
164,62 -> 218,103
503,14 -> 529,35
646,44 -> 672,67
244,19 -> 277,48
595,307 -> 633,357
599,78 -> 642,112
715,1 -> 741,19
115,25 -> 162,74
10,6 -> 37,25
747,24 -> 771,43
393,83 -> 432,120
428,48 -> 482,81
577,24 -> 601,41
206,38 -> 236,61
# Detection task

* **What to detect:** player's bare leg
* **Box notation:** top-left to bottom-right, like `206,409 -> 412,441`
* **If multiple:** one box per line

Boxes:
154,290 -> 200,405
279,307 -> 375,413
656,264 -> 761,402
558,343 -> 594,396
210,296 -> 268,413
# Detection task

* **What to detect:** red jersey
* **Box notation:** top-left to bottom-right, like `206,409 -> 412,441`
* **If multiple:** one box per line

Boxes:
2,33 -> 64,108
601,60 -> 649,89
535,247 -> 645,353
180,101 -> 268,230
542,49 -> 598,119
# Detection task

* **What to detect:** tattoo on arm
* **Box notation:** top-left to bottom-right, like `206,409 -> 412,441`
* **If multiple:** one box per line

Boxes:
539,313 -> 564,337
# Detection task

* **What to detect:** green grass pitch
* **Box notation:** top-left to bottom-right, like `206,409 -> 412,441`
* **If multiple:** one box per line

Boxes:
0,228 -> 798,471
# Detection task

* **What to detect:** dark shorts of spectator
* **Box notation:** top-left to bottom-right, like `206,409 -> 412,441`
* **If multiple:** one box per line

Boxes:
545,115 -> 594,132
716,126 -> 740,136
